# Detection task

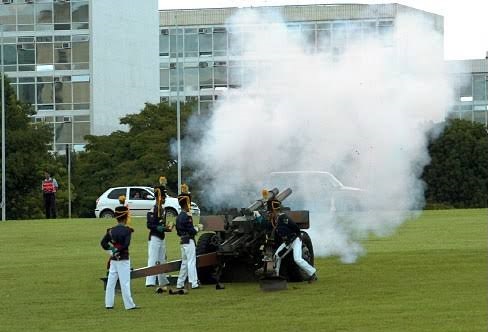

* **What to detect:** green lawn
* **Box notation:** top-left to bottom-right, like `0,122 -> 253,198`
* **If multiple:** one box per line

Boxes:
0,209 -> 486,332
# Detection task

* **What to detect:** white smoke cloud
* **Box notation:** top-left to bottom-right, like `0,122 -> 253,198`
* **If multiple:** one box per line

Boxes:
181,8 -> 454,262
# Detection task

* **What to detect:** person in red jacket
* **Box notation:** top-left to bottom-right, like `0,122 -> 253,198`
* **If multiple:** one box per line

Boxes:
41,171 -> 58,219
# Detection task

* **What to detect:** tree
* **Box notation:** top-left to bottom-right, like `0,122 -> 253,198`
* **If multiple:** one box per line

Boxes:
73,102 -> 193,217
423,119 -> 488,208
0,75 -> 56,219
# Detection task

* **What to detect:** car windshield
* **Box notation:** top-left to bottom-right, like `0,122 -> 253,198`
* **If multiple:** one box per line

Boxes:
270,172 -> 342,191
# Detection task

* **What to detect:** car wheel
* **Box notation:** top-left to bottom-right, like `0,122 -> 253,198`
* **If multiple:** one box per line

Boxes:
165,208 -> 178,218
100,210 -> 115,218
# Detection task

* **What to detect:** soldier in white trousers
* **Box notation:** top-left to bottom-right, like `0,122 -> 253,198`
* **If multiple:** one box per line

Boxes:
145,176 -> 171,291
145,206 -> 170,290
100,205 -> 138,310
271,199 -> 318,282
175,187 -> 203,289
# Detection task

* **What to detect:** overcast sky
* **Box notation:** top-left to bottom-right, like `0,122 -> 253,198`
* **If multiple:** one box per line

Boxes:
158,0 -> 488,61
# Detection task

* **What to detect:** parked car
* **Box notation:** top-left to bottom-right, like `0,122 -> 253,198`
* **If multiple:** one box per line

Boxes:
268,171 -> 365,212
95,186 -> 200,218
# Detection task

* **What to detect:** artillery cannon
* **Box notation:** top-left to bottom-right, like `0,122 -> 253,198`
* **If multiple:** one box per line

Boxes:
130,187 -> 314,287
196,187 -> 315,283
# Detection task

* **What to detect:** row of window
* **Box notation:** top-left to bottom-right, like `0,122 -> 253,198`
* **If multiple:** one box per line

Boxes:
0,1 -> 88,27
30,114 -> 90,149
11,80 -> 90,109
0,39 -> 89,71
159,20 -> 394,57
452,74 -> 488,101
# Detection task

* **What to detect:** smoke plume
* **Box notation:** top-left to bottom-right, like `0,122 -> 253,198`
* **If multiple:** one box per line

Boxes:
181,8 -> 453,262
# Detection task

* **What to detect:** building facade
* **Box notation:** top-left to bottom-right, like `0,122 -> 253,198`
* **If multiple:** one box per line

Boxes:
158,4 -> 444,115
1,2 -> 486,152
0,0 -> 159,153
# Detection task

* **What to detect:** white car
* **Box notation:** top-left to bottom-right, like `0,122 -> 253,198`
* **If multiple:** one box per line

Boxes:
269,171 -> 365,212
95,186 -> 200,218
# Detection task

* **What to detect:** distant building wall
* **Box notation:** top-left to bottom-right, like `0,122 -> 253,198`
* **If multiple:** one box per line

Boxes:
90,0 -> 159,135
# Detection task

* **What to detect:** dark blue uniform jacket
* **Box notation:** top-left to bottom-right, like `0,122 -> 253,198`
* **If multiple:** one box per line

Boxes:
101,223 -> 133,260
146,205 -> 166,240
175,211 -> 196,244
275,213 -> 301,245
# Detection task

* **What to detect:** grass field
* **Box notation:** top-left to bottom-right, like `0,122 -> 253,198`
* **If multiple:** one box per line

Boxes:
0,209 -> 486,332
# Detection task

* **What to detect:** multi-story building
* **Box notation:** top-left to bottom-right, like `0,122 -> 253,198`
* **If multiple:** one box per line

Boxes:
1,2 -> 486,152
0,0 -> 159,153
158,3 -> 444,115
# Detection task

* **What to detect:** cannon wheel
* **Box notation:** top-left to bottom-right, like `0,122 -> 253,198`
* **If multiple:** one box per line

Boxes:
280,231 -> 315,282
196,232 -> 218,284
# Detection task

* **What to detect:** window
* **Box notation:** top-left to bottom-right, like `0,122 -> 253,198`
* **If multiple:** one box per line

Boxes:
184,66 -> 198,92
36,43 -> 53,64
18,84 -> 35,104
160,68 -> 169,90
55,81 -> 72,103
108,188 -> 127,200
169,28 -> 183,57
170,62 -> 183,91
473,75 -> 486,101
214,61 -> 227,87
184,33 -> 198,57
199,61 -> 212,89
17,3 -> 35,24
199,29 -> 212,56
317,29 -> 330,51
458,75 -> 473,100
72,40 -> 88,63
71,1 -> 88,23
213,27 -> 227,56
37,81 -> 54,104
378,20 -> 394,46
159,31 -> 169,56
54,2 -> 70,23
36,3 -> 53,23
72,81 -> 89,103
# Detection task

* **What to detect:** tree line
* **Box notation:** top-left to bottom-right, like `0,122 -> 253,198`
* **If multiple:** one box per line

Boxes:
1,76 -> 487,219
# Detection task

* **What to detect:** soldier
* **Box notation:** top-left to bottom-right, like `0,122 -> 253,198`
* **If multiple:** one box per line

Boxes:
100,204 -> 138,310
271,199 -> 318,283
175,184 -> 203,290
145,176 -> 171,292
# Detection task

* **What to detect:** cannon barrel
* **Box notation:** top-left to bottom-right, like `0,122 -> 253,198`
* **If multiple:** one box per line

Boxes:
276,187 -> 292,203
246,187 -> 279,212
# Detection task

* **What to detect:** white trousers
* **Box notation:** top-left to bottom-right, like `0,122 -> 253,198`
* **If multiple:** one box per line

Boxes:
274,237 -> 316,277
176,239 -> 199,288
105,259 -> 136,309
145,236 -> 170,286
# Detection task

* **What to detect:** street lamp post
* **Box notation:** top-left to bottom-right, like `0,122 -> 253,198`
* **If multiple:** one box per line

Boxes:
175,12 -> 182,194
64,119 -> 73,219
1,25 -> 6,221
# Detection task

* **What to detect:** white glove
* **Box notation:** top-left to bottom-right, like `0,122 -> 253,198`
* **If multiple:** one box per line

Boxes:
253,211 -> 261,217
194,224 -> 204,232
